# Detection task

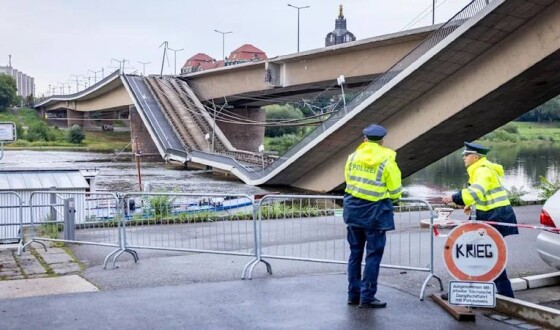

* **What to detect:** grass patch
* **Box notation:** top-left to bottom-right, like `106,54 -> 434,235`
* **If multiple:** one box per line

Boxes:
481,121 -> 560,143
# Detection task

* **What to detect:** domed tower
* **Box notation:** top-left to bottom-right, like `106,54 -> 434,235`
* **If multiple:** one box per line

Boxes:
325,4 -> 356,46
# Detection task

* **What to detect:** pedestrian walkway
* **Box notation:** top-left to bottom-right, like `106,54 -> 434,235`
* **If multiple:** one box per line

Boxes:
0,245 -> 97,298
0,272 -> 519,330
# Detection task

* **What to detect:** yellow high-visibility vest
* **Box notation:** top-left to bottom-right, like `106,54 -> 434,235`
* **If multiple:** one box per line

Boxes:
344,141 -> 402,202
461,157 -> 510,211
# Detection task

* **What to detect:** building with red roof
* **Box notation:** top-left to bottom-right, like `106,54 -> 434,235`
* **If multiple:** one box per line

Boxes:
181,44 -> 267,74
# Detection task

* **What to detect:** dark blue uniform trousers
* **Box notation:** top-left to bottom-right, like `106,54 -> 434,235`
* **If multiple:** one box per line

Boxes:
347,226 -> 386,303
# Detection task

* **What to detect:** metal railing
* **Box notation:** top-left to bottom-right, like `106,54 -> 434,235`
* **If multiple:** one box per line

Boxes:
119,192 -> 258,272
23,191 -> 122,258
0,192 -> 24,254
246,195 -> 442,299
14,189 -> 442,298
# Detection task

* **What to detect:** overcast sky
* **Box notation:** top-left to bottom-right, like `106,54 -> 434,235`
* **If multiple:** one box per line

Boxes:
1,0 -> 472,96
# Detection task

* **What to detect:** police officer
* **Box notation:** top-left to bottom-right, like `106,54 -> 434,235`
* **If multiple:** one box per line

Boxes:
343,124 -> 403,308
442,142 -> 518,298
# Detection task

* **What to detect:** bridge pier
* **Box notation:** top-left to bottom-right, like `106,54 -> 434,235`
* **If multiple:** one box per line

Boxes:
129,105 -> 159,156
217,106 -> 265,153
67,109 -> 84,128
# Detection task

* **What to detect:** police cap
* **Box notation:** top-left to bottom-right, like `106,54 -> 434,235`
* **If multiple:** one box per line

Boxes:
462,141 -> 490,155
363,124 -> 386,141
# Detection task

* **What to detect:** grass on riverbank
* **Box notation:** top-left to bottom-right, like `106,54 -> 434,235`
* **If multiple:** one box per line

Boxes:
481,121 -> 560,143
7,131 -> 132,152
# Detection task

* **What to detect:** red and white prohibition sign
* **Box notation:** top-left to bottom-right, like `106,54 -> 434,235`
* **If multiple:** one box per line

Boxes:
443,222 -> 507,282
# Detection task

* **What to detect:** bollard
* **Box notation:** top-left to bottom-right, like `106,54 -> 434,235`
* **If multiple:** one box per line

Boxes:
63,198 -> 76,241
49,186 -> 57,221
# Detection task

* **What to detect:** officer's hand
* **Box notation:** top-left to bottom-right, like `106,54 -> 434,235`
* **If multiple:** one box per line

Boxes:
463,206 -> 472,216
442,196 -> 452,204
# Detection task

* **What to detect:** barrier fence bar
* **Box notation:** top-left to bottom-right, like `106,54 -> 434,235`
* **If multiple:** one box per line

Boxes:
249,195 -> 442,299
0,192 -> 24,254
23,191 -> 122,255
120,192 -> 258,272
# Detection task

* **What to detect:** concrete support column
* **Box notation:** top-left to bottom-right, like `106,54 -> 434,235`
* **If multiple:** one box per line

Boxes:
217,107 -> 265,152
66,109 -> 84,128
83,112 -> 96,130
129,105 -> 159,155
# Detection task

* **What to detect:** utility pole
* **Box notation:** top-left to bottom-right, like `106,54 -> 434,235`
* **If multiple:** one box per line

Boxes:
159,41 -> 168,75
137,61 -> 151,76
167,48 -> 184,75
287,4 -> 310,52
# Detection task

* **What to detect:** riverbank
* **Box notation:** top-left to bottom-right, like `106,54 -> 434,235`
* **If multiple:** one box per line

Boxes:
5,131 -> 132,152
480,121 -> 560,143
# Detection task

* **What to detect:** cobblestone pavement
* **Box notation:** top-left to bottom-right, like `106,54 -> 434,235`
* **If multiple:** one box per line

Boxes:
0,245 -> 82,280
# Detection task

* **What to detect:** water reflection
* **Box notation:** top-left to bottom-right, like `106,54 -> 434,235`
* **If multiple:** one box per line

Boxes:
3,144 -> 559,201
404,143 -> 560,201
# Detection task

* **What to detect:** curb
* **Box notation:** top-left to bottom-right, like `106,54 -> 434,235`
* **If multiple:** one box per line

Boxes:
495,272 -> 560,328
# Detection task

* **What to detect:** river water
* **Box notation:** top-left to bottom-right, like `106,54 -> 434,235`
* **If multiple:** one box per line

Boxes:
2,144 -> 559,201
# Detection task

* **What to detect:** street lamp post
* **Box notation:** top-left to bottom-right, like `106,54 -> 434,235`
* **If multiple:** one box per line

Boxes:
167,48 -> 183,75
432,0 -> 435,25
214,29 -> 232,62
138,61 -> 151,76
287,4 -> 310,53
70,74 -> 83,93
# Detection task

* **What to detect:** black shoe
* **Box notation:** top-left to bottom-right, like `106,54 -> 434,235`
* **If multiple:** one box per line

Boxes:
359,298 -> 387,308
440,292 -> 448,300
347,299 -> 360,305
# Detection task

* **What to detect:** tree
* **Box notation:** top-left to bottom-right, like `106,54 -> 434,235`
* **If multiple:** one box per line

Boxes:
264,104 -> 305,137
67,124 -> 85,144
517,96 -> 560,122
0,74 -> 17,111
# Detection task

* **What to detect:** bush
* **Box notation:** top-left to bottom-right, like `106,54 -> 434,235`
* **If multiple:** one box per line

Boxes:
26,121 -> 55,142
536,176 -> 560,200
507,186 -> 527,206
266,134 -> 302,154
501,123 -> 519,134
67,124 -> 85,144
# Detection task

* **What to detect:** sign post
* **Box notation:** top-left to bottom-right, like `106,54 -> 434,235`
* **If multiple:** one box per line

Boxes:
443,222 -> 507,307
0,122 -> 16,161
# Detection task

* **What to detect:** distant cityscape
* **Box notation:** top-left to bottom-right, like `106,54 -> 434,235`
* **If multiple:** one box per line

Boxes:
0,55 -> 35,98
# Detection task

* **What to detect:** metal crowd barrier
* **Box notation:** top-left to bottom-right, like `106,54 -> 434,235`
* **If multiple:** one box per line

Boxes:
23,191 -> 122,261
247,195 -> 442,299
119,192 -> 258,271
13,189 -> 443,298
0,192 -> 24,254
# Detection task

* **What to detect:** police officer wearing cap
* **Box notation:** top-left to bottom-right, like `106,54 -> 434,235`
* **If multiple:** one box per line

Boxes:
343,124 -> 403,308
442,141 -> 519,298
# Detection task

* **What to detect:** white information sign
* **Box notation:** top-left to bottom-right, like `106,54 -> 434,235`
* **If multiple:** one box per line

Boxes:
0,122 -> 16,142
449,281 -> 496,307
